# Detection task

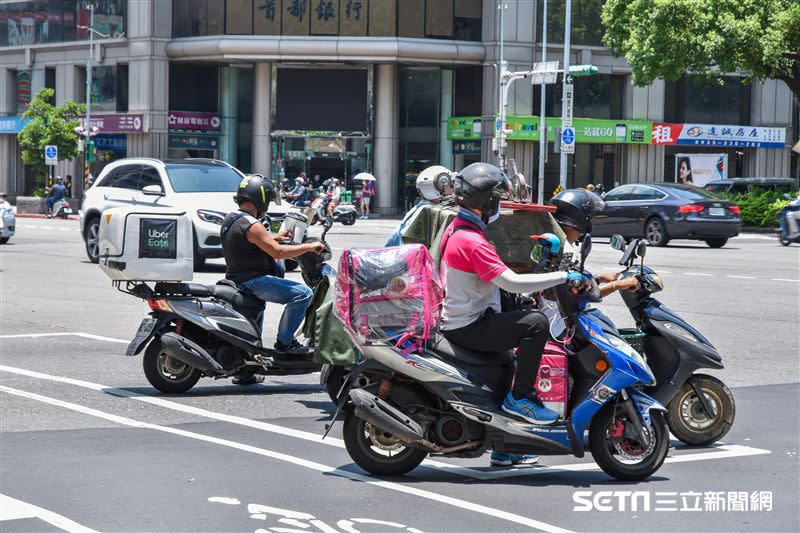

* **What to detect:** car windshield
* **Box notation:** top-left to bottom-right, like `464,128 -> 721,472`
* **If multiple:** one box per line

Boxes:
165,164 -> 244,193
663,184 -> 720,200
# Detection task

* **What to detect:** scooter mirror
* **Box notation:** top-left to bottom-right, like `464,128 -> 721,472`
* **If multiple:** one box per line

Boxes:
636,240 -> 647,259
609,234 -> 626,251
580,234 -> 592,270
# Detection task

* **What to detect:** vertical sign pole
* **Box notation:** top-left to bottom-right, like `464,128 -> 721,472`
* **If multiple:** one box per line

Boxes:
537,0 -> 548,203
83,3 -> 94,191
558,0 -> 572,191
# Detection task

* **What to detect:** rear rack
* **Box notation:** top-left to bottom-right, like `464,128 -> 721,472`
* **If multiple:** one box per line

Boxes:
113,280 -> 198,299
113,280 -> 154,299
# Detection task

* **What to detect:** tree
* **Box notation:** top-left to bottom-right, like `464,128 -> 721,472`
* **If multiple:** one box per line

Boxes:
602,0 -> 800,103
17,88 -> 85,195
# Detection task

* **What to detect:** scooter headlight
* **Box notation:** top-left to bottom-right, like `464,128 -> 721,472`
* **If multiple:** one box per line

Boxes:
606,334 -> 656,386
661,321 -> 699,343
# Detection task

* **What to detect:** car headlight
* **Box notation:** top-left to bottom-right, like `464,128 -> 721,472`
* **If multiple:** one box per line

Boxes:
606,334 -> 656,385
197,209 -> 226,225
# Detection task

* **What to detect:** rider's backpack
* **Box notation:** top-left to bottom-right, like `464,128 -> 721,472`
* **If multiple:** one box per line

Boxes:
535,341 -> 570,417
334,244 -> 443,343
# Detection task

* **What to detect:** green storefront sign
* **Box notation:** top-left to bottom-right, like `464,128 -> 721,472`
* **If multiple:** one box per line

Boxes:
168,134 -> 219,150
447,116 -> 482,141
449,116 -> 653,144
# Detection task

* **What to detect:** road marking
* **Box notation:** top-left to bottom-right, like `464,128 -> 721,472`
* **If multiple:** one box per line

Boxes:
683,272 -> 712,277
0,332 -> 127,343
727,275 -> 757,280
771,278 -> 800,282
0,493 -> 99,533
0,363 -> 772,482
0,385 -> 573,533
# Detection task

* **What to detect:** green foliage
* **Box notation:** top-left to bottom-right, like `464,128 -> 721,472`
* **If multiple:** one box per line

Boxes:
16,88 -> 85,195
720,191 -> 790,228
602,0 -> 800,101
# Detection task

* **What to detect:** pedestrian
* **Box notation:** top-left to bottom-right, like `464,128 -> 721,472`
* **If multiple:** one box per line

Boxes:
360,178 -> 375,219
64,175 -> 73,197
312,174 -> 322,189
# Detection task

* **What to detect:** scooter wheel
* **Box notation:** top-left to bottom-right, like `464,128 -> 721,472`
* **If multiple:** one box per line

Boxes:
143,337 -> 202,394
589,401 -> 670,481
779,236 -> 791,246
341,213 -> 356,226
666,374 -> 735,446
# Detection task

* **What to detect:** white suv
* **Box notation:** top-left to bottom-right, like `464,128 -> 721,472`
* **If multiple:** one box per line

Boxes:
80,158 -> 282,267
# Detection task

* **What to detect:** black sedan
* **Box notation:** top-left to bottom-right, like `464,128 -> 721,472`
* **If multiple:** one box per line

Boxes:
592,183 -> 741,248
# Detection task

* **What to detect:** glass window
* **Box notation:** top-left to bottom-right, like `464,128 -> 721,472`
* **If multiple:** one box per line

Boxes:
425,0 -> 453,38
603,185 -> 634,201
169,64 -> 219,112
628,185 -> 665,201
453,66 -> 482,116
114,165 -> 142,190
97,166 -> 121,187
90,66 -> 118,113
397,0 -> 424,37
172,0 -> 190,37
165,163 -> 245,193
368,0 -> 395,36
0,0 -> 126,46
454,0 -> 481,41
663,184 -> 718,200
534,74 -> 617,119
139,166 -> 163,189
666,76 -> 751,125
539,0 -> 604,46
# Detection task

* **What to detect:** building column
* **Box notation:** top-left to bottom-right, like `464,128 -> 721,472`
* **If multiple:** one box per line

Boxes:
0,68 -> 16,196
439,69 -> 453,170
251,62 -> 272,177
373,64 -> 399,215
219,66 -> 239,166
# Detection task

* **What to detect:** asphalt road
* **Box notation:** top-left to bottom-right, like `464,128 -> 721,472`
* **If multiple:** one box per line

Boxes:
1,218 -> 798,532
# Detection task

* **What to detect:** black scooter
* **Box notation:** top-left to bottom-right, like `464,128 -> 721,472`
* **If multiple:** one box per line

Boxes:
609,234 -> 736,445
778,203 -> 800,246
117,219 -> 334,393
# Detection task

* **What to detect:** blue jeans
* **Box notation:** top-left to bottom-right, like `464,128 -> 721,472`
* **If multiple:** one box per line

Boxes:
241,275 -> 312,345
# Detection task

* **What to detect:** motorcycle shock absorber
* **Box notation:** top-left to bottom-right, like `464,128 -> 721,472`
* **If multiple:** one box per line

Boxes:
174,318 -> 185,335
377,379 -> 392,399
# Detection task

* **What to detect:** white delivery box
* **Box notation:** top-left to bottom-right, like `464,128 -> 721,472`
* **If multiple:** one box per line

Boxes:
98,206 -> 193,281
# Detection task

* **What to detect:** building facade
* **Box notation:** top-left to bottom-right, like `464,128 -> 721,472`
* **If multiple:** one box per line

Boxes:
1,0 -> 797,210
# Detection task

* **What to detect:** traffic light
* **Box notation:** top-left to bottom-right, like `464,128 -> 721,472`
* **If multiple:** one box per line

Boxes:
86,139 -> 97,162
568,64 -> 599,77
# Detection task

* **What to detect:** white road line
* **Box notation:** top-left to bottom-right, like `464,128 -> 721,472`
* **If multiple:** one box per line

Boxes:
0,363 -> 772,482
0,493 -> 99,533
771,278 -> 800,282
727,275 -> 757,280
683,272 -> 712,277
0,332 -> 81,339
0,385 -> 573,533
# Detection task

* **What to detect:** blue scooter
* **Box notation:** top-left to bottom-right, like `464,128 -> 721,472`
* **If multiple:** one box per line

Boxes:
330,235 -> 670,481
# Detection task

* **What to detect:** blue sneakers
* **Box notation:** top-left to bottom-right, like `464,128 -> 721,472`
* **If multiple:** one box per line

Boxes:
490,451 -> 540,467
501,391 -> 560,425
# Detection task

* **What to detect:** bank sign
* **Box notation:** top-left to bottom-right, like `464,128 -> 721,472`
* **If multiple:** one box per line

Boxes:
652,123 -> 786,148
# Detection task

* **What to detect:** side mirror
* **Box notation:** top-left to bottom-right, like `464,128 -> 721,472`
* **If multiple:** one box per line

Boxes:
142,185 -> 164,196
580,233 -> 592,269
609,234 -> 626,251
636,240 -> 647,259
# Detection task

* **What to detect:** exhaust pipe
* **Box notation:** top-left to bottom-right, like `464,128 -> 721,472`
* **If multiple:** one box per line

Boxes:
159,332 -> 224,374
349,388 -> 424,443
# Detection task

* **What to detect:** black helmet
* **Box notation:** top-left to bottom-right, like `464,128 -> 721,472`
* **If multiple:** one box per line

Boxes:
234,175 -> 280,214
453,162 -> 511,218
550,188 -> 605,234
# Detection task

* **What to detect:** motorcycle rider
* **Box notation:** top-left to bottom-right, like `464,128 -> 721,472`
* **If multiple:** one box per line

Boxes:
286,177 -> 308,204
538,189 -> 641,337
385,165 -> 454,247
221,175 -> 325,369
327,178 -> 342,217
778,192 -> 800,239
439,163 -> 591,433
46,176 -> 67,217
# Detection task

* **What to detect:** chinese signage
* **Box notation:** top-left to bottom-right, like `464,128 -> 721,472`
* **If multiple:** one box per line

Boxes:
79,114 -> 144,133
270,0 -> 367,36
502,117 -> 653,144
168,112 -> 221,133
447,116 -> 482,141
453,140 -> 481,154
94,135 -> 128,154
652,123 -> 787,148
168,134 -> 220,151
0,116 -> 26,134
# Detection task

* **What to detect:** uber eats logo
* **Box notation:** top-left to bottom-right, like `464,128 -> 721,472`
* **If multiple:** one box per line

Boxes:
139,218 -> 177,259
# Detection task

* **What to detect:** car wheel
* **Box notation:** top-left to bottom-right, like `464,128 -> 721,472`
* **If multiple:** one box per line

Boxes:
705,238 -> 728,248
192,230 -> 206,271
644,217 -> 669,247
84,216 -> 100,263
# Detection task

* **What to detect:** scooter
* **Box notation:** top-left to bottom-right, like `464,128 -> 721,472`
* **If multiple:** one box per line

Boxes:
310,190 -> 357,226
778,202 -> 800,246
117,218 -> 334,394
47,198 -> 72,219
330,235 -> 670,481
609,234 -> 735,445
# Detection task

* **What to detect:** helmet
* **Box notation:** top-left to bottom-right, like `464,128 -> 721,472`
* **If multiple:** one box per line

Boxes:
295,176 -> 305,184
452,162 -> 510,218
529,232 -> 561,255
550,188 -> 605,234
234,175 -> 280,214
416,165 -> 452,201
585,183 -> 595,192
55,176 -> 63,183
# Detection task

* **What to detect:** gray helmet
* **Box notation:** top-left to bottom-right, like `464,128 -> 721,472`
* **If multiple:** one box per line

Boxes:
416,165 -> 452,201
234,175 -> 280,214
453,162 -> 510,218
550,188 -> 605,234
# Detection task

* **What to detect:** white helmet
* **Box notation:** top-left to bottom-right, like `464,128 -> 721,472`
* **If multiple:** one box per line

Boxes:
416,165 -> 453,201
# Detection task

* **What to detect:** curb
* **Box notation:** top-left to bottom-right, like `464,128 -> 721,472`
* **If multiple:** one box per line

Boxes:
13,213 -> 79,220
741,227 -> 779,235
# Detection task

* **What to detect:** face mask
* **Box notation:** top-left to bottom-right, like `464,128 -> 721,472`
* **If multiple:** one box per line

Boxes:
487,204 -> 501,225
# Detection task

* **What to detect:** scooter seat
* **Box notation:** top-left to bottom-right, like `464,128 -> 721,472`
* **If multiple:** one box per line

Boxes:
427,334 -> 514,367
211,281 -> 264,309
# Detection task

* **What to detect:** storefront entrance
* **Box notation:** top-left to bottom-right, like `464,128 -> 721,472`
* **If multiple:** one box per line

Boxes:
273,134 -> 370,189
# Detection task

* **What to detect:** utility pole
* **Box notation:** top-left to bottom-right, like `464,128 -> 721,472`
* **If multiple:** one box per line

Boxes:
84,2 -> 94,195
537,0 -> 548,203
494,2 -> 508,173
558,0 -> 572,191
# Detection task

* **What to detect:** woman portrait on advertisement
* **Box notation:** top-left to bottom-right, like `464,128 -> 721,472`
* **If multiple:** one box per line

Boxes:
677,157 -> 694,184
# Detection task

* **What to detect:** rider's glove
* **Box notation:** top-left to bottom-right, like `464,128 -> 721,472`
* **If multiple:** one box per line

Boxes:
566,271 -> 592,288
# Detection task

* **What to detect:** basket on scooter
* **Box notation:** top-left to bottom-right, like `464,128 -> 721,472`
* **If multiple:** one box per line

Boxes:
334,244 -> 443,343
618,328 -> 647,355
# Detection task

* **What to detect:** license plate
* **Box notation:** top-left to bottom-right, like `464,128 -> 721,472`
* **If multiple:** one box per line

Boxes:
126,318 -> 158,356
63,208 -> 72,214
709,207 -> 725,216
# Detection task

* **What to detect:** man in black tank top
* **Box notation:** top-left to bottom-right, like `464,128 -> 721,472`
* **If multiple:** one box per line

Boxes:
222,176 -> 325,359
